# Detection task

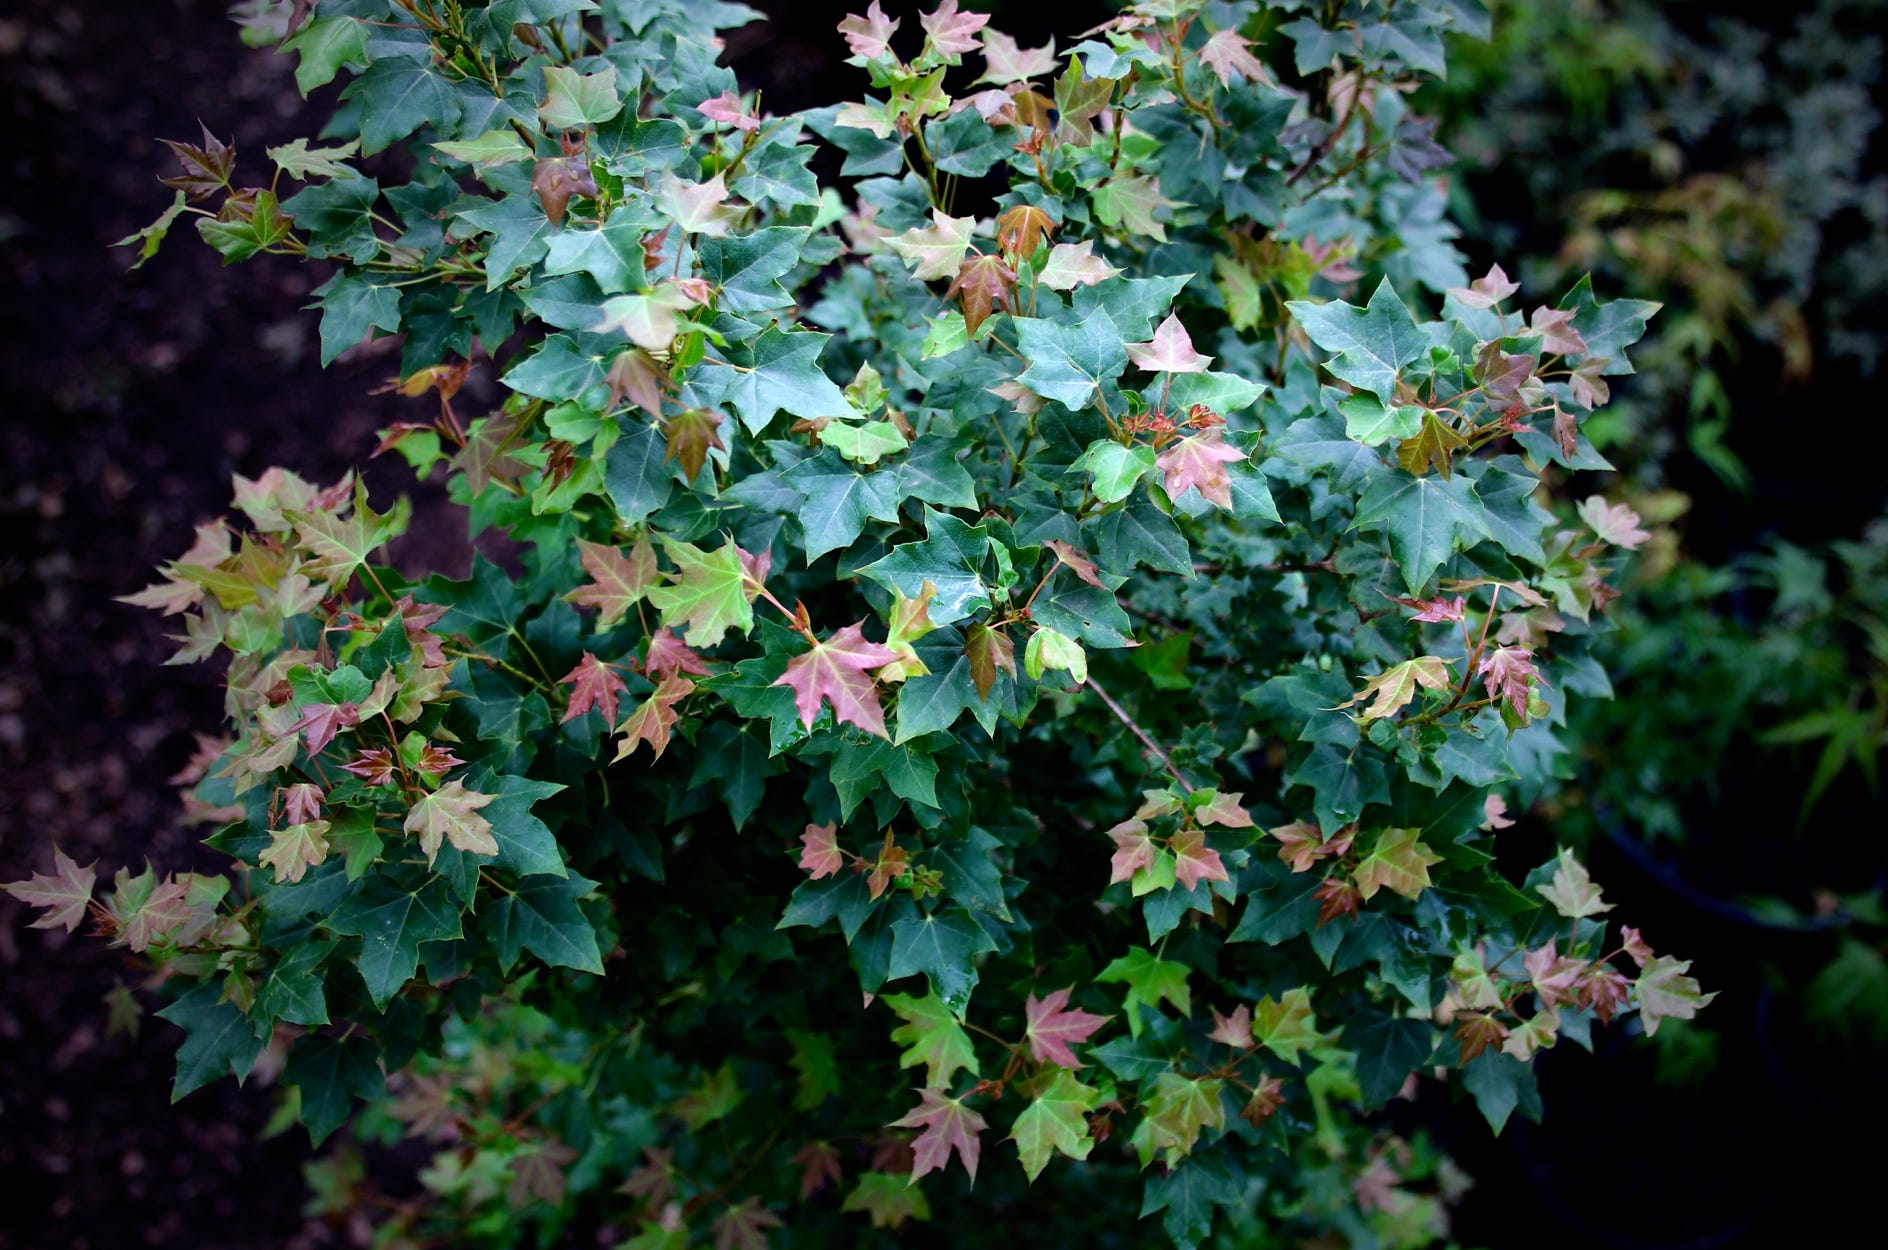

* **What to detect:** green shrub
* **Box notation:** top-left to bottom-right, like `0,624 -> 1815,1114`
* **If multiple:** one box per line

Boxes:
10,2 -> 1707,1246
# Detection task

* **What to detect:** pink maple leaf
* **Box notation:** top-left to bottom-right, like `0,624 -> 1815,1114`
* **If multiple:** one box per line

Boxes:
643,627 -> 711,680
697,90 -> 760,132
1577,496 -> 1650,550
282,782 -> 324,825
2,848 -> 98,933
1523,940 -> 1585,1008
1155,428 -> 1246,510
772,622 -> 903,737
1106,817 -> 1155,884
1529,306 -> 1588,355
1448,264 -> 1520,309
1197,29 -> 1270,88
838,2 -> 898,61
892,1088 -> 987,1182
1171,829 -> 1230,891
921,0 -> 988,56
295,701 -> 360,753
1043,539 -> 1104,588
1208,1004 -> 1254,1049
1196,791 -> 1253,828
799,823 -> 844,879
559,651 -> 630,725
1125,313 -> 1213,374
341,747 -> 396,786
1389,594 -> 1467,623
1024,987 -> 1110,1068
1476,646 -> 1540,716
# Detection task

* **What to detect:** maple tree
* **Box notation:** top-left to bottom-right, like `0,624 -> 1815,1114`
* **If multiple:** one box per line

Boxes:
6,2 -> 1722,1248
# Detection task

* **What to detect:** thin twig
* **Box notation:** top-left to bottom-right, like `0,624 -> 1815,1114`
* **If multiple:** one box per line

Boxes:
1085,676 -> 1194,793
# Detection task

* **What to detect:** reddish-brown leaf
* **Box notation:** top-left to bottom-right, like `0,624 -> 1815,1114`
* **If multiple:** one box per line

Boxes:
891,1088 -> 987,1182
296,701 -> 360,753
531,156 -> 598,228
946,252 -> 1018,337
1155,428 -> 1246,509
282,782 -> 324,825
1240,1074 -> 1286,1126
614,675 -> 695,762
865,832 -> 909,900
1043,539 -> 1103,588
712,1198 -> 783,1250
995,204 -> 1056,261
565,537 -> 659,630
774,622 -> 903,737
1195,791 -> 1253,828
791,1140 -> 843,1199
665,409 -> 726,483
559,652 -> 630,725
1313,877 -> 1361,927
341,747 -> 397,786
159,124 -> 235,200
1454,1012 -> 1509,1064
1477,645 -> 1540,717
1024,987 -> 1110,1068
964,623 -> 1016,702
2,849 -> 98,933
1170,829 -> 1229,891
800,823 -> 844,879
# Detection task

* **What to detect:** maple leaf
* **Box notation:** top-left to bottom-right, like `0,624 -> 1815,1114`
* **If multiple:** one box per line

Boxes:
1523,940 -> 1585,1008
1536,847 -> 1615,918
665,409 -> 726,483
791,1141 -> 843,1199
594,282 -> 701,351
1481,793 -> 1517,830
564,537 -> 659,630
1195,790 -> 1253,828
605,348 -> 668,415
1577,496 -> 1650,549
884,991 -> 980,1089
1106,818 -> 1156,885
1396,410 -> 1469,478
647,537 -> 759,648
1578,966 -> 1633,1024
964,623 -> 1017,701
508,1139 -> 579,1209
799,823 -> 844,879
159,124 -> 235,200
1130,1072 -> 1225,1167
1252,987 -> 1330,1062
559,652 -> 630,725
1170,830 -> 1230,891
1621,926 -> 1655,968
866,832 -> 910,899
260,820 -> 332,884
531,155 -> 598,228
3,848 -> 98,932
995,204 -> 1056,261
838,2 -> 899,61
774,622 -> 903,737
1313,878 -> 1362,927
946,252 -> 1017,337
296,700 -> 361,753
281,782 -> 324,825
921,0 -> 988,56
1529,305 -> 1588,356
1042,539 -> 1104,588
1476,645 -> 1540,717
878,581 -> 936,684
655,169 -> 742,238
1351,828 -> 1443,901
1208,1004 -> 1254,1049
892,1089 -> 988,1183
698,91 -> 760,133
978,30 -> 1057,84
1024,988 -> 1110,1068
1036,240 -> 1121,291
614,675 -> 695,762
1448,263 -> 1520,310
1451,945 -> 1509,1011
1127,313 -> 1213,374
1155,428 -> 1246,509
341,747 -> 397,786
106,866 -> 194,952
1011,1069 -> 1099,1179
1242,1074 -> 1287,1125
1197,28 -> 1271,87
712,1198 -> 783,1250
1341,656 -> 1453,722
887,209 -> 977,281
1097,948 -> 1191,1038
404,779 -> 497,865
842,1173 -> 930,1228
1636,955 -> 1717,1034
1389,593 -> 1467,623
1569,357 -> 1611,409
1503,1008 -> 1560,1061
1454,1012 -> 1510,1064
643,627 -> 711,681
1269,820 -> 1329,873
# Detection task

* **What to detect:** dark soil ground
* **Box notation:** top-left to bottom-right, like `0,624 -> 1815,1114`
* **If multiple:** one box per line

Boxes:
0,3 -> 1879,1249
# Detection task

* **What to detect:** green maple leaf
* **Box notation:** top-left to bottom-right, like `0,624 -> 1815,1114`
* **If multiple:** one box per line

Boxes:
1142,1158 -> 1242,1250
842,1172 -> 930,1228
540,213 -> 647,293
343,56 -> 462,156
781,449 -> 905,563
818,419 -> 908,464
1342,656 -> 1453,722
1287,279 -> 1428,402
647,536 -> 757,648
310,271 -> 403,365
539,66 -> 624,128
1093,173 -> 1171,242
1016,306 -> 1129,409
1396,410 -> 1469,478
260,820 -> 332,884
1351,828 -> 1444,901
286,1034 -> 384,1145
456,192 -> 555,291
858,508 -> 993,626
323,871 -> 463,1008
883,991 -> 980,1089
888,906 -> 998,1010
696,226 -> 807,314
1071,439 -> 1157,503
1130,1073 -> 1225,1167
1097,947 -> 1192,1037
1010,1069 -> 1099,1180
486,872 -> 604,974
1352,471 -> 1492,595
1557,274 -> 1661,376
691,324 -> 851,435
155,983 -> 265,1101
282,16 -> 367,95
1536,847 -> 1615,918
1251,987 -> 1330,1063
